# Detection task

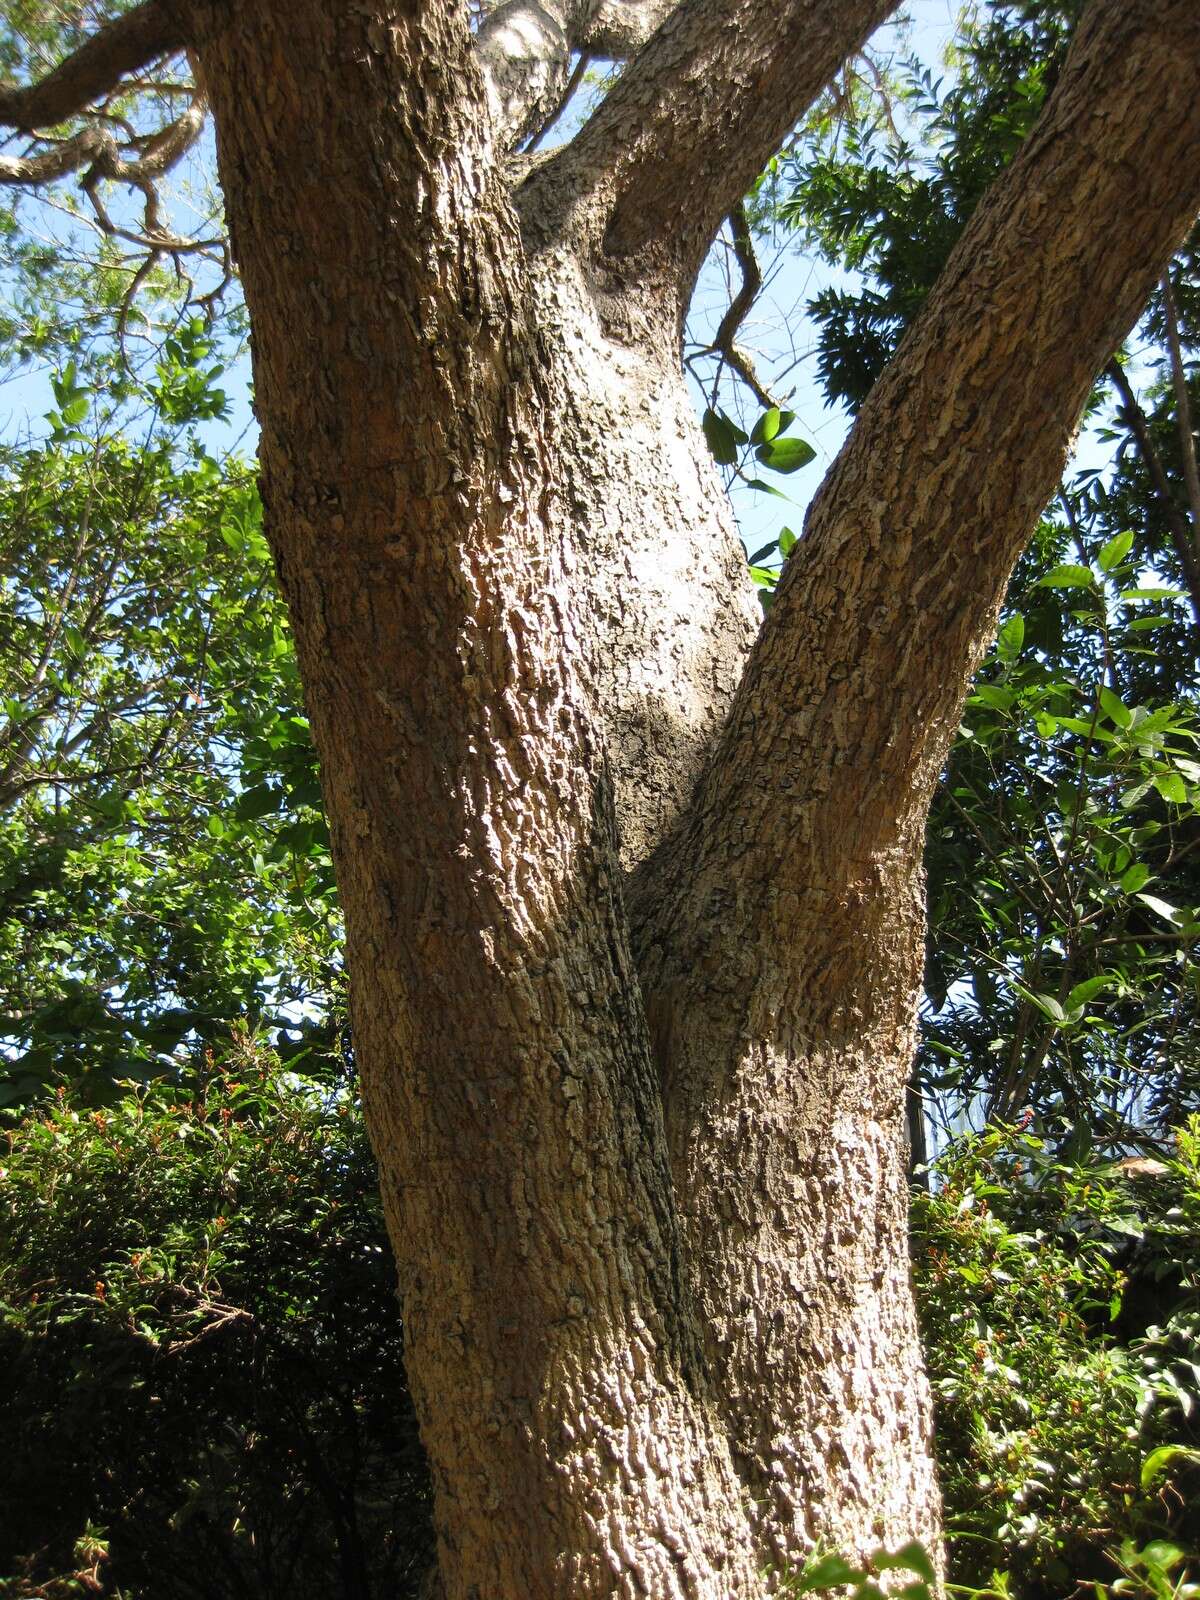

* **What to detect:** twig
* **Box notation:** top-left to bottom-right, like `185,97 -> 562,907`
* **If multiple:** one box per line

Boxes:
1107,358 -> 1200,631
526,52 -> 591,153
1160,269 -> 1200,552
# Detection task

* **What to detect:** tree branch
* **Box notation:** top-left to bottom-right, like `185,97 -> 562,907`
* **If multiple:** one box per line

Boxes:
1106,356 -> 1200,630
652,0 -> 1200,962
624,5 -> 1200,1546
525,48 -> 591,151
474,0 -> 592,149
0,0 -> 185,133
703,202 -> 782,409
577,0 -> 675,59
519,0 -> 896,271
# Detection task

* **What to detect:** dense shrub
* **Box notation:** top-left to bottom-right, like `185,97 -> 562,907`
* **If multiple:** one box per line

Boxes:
0,1044 -> 432,1599
912,1124 -> 1200,1596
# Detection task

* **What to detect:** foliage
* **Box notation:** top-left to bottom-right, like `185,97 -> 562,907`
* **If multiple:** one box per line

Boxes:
911,1125 -> 1200,1597
0,328 -> 341,1105
921,519 -> 1200,1147
0,1042 -> 432,1599
777,2 -> 1083,414
784,1540 -> 938,1599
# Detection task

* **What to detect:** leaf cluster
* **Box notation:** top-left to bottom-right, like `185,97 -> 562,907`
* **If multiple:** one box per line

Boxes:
0,1043 -> 432,1599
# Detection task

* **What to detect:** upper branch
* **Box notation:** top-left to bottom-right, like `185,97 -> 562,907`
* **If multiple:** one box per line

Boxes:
638,0 -> 1200,1019
576,0 -> 675,59
474,0 -> 601,150
518,0 -> 896,272
0,1 -> 185,133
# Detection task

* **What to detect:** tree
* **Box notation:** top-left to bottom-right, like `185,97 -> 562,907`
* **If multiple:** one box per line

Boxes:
2,0 -> 1199,1593
0,319 -> 342,1104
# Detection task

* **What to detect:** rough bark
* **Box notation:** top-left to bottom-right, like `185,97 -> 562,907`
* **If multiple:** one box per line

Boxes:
187,5 -> 762,1595
8,0 -> 1200,1594
519,0 -> 897,279
633,0 -> 1200,1565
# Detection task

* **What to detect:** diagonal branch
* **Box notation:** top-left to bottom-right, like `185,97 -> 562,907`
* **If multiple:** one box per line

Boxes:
519,0 -> 896,273
0,0 -> 185,133
625,0 -> 1200,1550
644,0 -> 1200,986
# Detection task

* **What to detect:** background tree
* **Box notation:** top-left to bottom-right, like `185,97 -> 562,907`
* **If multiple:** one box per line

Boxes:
1,0 -> 1199,1595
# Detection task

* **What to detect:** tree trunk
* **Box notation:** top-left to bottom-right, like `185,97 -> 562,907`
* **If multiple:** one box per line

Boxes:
165,0 -> 1200,1592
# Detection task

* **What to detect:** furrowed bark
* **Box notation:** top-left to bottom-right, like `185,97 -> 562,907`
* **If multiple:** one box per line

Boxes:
512,0 -> 904,861
0,0 -> 183,131
635,0 -> 1200,1566
188,1 -> 759,1594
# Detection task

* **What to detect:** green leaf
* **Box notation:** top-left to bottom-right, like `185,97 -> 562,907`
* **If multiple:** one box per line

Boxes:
794,1554 -> 862,1593
1120,863 -> 1151,894
1153,772 -> 1187,804
872,1543 -> 937,1585
1120,780 -> 1152,809
972,684 -> 1015,712
1098,531 -> 1134,571
1038,563 -> 1094,589
779,526 -> 797,557
702,408 -> 743,466
1065,974 -> 1114,1010
997,613 -> 1024,661
755,435 -> 817,474
1099,686 -> 1133,728
750,407 -> 782,445
1136,893 -> 1182,927
1139,1446 -> 1200,1491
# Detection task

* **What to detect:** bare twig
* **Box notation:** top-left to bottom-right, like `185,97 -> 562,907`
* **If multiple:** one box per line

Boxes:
526,51 -> 591,152
1106,357 -> 1200,631
705,203 -> 784,411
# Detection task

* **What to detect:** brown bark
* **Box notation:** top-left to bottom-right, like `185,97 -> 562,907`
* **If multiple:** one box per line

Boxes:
8,0 -> 1200,1593
0,0 -> 183,132
633,0 -> 1200,1564
188,5 -> 761,1594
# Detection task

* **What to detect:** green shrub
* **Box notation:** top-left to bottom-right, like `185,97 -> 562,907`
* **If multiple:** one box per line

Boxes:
5,1055 -> 1198,1598
913,1124 -> 1200,1596
0,1042 -> 432,1599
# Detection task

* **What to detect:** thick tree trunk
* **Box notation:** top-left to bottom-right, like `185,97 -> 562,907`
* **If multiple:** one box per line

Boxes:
174,0 -> 1200,1593
192,7 -> 765,1596
9,0 -> 1200,1592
